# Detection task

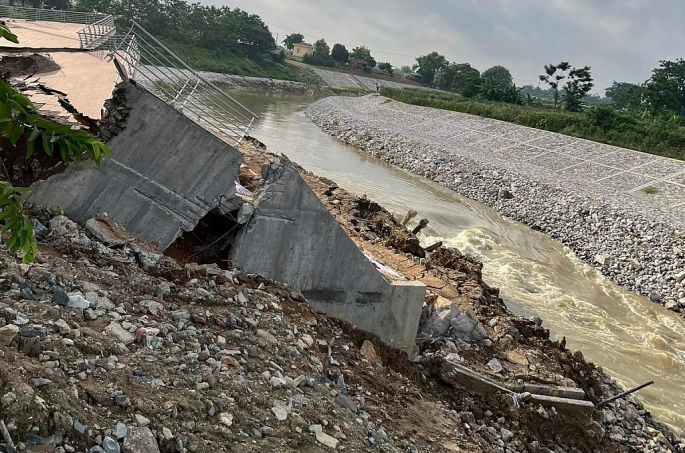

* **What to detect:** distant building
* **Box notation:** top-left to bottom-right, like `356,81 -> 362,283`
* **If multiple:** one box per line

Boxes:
348,58 -> 368,70
291,42 -> 313,61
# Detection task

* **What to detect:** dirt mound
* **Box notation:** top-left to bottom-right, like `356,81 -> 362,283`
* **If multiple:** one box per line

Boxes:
0,53 -> 60,78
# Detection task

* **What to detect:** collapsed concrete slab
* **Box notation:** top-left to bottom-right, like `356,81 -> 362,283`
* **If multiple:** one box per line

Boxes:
28,82 -> 242,250
230,157 -> 425,353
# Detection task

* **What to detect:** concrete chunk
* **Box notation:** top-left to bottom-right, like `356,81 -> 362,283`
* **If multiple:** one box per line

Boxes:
29,82 -> 243,251
231,157 -> 425,353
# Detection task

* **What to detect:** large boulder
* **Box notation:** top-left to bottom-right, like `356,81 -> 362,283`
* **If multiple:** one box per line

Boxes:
122,427 -> 160,453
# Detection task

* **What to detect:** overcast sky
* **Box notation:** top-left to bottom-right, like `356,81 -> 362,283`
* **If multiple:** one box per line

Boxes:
207,0 -> 685,94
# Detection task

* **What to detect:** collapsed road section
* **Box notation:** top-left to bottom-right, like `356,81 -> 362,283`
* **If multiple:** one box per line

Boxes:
27,80 -> 426,353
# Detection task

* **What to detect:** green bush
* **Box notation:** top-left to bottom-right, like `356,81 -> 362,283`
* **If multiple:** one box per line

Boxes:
302,53 -> 335,68
163,42 -> 319,84
381,87 -> 685,160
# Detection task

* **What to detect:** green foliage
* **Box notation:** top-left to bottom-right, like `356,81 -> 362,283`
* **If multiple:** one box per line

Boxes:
481,65 -> 513,90
162,41 -> 318,83
480,79 -> 523,105
378,62 -> 393,76
273,49 -> 286,64
0,79 -> 112,262
644,186 -> 659,195
0,24 -> 112,263
282,33 -> 305,51
415,52 -> 448,86
302,52 -> 335,68
331,44 -> 349,66
44,0 -> 73,9
76,0 -> 276,59
349,46 -> 376,68
0,80 -> 111,165
605,81 -> 644,110
380,87 -> 685,161
540,62 -> 593,111
539,62 -> 571,108
0,183 -> 35,263
313,39 -> 330,58
0,21 -> 19,44
643,59 -> 685,116
563,66 -> 594,112
437,63 -> 481,97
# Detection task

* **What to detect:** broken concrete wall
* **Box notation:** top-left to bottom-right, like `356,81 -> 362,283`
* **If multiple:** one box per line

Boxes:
28,81 -> 242,250
231,157 -> 425,353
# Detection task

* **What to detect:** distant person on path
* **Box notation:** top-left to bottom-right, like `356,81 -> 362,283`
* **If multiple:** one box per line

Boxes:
376,83 -> 379,92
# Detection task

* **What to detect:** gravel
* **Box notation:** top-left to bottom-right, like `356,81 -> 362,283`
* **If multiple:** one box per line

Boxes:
0,168 -> 682,452
305,95 -> 685,313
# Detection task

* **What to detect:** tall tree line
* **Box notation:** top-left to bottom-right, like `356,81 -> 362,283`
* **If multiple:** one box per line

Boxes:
73,0 -> 276,58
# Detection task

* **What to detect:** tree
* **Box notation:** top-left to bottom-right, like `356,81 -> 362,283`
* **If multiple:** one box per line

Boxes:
349,45 -> 376,68
282,33 -> 304,50
563,66 -> 593,112
331,43 -> 349,65
479,80 -> 523,104
605,81 -> 644,110
481,65 -> 513,90
539,62 -> 571,108
400,65 -> 412,74
44,0 -> 72,9
415,52 -> 447,86
313,38 -> 330,58
643,59 -> 685,116
233,9 -> 276,58
437,63 -> 481,97
378,62 -> 393,76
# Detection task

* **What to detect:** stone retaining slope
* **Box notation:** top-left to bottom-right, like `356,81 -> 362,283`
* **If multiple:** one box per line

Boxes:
310,67 -> 422,91
306,95 -> 685,313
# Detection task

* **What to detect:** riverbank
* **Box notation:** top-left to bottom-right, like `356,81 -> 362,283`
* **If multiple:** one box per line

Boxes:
381,87 -> 685,161
135,65 -> 370,96
239,144 -> 685,450
199,70 -> 368,96
0,142 -> 682,452
305,95 -> 685,315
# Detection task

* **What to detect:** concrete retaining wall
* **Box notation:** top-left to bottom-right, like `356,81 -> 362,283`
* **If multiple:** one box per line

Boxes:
231,157 -> 425,353
28,82 -> 242,250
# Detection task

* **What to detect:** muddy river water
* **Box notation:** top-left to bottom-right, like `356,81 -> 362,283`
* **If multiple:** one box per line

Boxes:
226,91 -> 685,431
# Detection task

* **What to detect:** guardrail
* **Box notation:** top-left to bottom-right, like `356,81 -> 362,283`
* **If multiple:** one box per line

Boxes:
77,15 -> 115,49
0,5 -> 108,24
101,21 -> 257,147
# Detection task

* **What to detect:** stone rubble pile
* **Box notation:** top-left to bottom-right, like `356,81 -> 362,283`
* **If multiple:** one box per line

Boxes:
0,201 -> 682,452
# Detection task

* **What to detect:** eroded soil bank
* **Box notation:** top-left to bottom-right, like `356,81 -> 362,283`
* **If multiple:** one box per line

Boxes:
0,146 -> 682,452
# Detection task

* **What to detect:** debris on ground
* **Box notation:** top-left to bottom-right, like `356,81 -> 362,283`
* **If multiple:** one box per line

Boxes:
0,140 -> 681,453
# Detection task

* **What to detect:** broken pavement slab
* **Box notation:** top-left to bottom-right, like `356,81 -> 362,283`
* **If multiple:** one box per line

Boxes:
440,360 -> 595,417
28,81 -> 244,250
85,212 -> 131,246
230,157 -> 425,353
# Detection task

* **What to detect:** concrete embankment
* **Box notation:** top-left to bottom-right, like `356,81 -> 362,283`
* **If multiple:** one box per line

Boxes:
305,95 -> 685,314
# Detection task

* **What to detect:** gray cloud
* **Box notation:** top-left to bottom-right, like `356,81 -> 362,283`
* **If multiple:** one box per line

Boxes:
208,0 -> 685,92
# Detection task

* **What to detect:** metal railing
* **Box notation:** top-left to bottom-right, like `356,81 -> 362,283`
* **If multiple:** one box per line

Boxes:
99,20 -> 257,146
77,15 -> 115,49
0,5 -> 108,24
